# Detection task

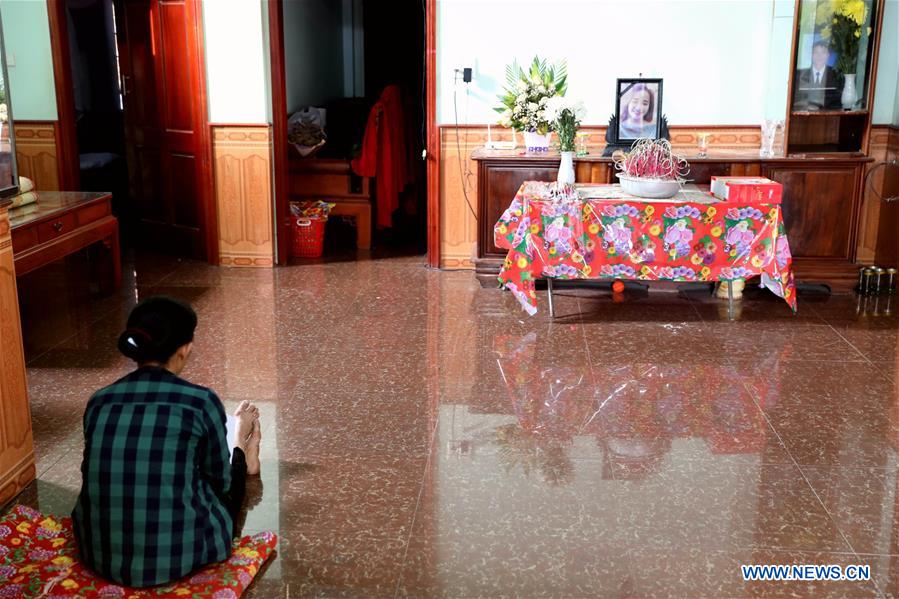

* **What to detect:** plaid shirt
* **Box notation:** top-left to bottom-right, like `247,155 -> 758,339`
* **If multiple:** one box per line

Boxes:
73,366 -> 233,587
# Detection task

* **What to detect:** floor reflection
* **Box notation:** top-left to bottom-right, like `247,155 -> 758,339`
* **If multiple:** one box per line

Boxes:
9,250 -> 899,597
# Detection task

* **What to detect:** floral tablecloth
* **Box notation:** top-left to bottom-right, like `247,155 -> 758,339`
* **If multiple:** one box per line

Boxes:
495,182 -> 797,315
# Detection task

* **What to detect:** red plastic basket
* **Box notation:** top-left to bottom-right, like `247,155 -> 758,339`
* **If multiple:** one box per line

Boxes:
291,217 -> 327,258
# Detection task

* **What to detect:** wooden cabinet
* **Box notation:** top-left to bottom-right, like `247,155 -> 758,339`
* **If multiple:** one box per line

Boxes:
473,150 -> 870,290
478,159 -> 559,258
763,164 -> 861,259
0,202 -> 35,505
474,158 -> 558,280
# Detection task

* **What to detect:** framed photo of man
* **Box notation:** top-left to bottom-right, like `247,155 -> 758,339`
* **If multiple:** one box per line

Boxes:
616,78 -> 663,142
792,39 -> 842,110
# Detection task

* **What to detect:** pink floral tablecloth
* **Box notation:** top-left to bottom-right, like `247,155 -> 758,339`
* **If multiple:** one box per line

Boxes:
495,182 -> 797,315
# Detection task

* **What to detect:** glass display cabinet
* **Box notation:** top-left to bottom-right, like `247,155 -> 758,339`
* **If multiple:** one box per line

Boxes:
787,0 -> 881,153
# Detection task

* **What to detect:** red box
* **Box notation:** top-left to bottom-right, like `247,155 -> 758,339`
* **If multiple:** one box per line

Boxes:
710,176 -> 783,204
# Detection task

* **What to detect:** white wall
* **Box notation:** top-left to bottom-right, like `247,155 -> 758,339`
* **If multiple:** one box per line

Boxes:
872,0 -> 899,125
203,0 -> 270,124
0,0 -> 57,121
438,0 -> 791,126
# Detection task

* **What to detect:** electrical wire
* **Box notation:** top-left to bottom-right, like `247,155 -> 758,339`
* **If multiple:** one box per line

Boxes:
453,75 -> 479,222
864,160 -> 899,203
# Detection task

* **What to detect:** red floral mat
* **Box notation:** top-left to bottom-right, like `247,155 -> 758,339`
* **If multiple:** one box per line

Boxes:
0,505 -> 276,598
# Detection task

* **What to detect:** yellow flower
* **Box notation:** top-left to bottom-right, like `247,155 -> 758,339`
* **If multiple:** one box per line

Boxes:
512,209 -> 522,217
690,254 -> 703,265
711,226 -> 722,237
516,257 -> 528,269
768,208 -> 777,218
641,266 -> 651,275
10,538 -> 20,546
548,247 -> 557,256
588,223 -> 600,235
52,556 -> 74,567
649,224 -> 661,236
644,206 -> 655,216
729,249 -> 737,257
61,580 -> 79,590
236,548 -> 260,559
701,266 -> 711,277
39,518 -> 62,533
248,565 -> 258,577
19,565 -> 38,574
706,206 -> 717,217
582,265 -> 592,276
497,224 -> 508,235
16,522 -> 31,533
529,224 -> 540,234
503,258 -> 512,269
751,255 -> 764,267
51,538 -> 66,548
572,252 -> 584,263
174,590 -> 192,596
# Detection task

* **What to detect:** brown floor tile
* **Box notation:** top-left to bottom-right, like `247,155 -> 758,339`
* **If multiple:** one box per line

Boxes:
14,253 -> 899,596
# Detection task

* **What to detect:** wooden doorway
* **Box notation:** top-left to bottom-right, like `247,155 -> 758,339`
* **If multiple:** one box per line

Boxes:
47,0 -> 216,262
267,0 -> 438,266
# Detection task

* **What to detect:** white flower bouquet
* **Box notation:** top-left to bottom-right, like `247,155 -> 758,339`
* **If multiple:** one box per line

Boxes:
495,57 -> 568,134
544,97 -> 586,152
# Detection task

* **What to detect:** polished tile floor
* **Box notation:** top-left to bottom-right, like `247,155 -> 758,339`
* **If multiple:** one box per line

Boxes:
9,251 -> 899,598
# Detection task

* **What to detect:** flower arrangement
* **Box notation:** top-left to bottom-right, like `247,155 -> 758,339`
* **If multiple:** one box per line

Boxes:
829,0 -> 869,74
816,0 -> 871,74
545,96 -> 586,152
614,139 -> 689,181
495,57 -> 568,134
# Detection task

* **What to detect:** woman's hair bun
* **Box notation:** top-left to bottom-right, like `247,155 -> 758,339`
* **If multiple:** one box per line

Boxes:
117,327 -> 153,361
117,296 -> 197,364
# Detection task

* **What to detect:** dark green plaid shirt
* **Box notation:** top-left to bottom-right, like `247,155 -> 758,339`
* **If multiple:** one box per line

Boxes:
73,366 -> 233,587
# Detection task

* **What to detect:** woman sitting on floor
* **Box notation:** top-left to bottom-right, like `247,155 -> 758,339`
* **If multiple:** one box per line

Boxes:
72,296 -> 262,587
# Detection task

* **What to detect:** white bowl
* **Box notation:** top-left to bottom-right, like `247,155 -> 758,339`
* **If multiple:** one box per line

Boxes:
616,174 -> 681,199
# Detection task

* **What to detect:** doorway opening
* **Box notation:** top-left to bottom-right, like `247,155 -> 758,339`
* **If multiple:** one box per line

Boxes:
48,0 -> 215,262
271,0 -> 432,263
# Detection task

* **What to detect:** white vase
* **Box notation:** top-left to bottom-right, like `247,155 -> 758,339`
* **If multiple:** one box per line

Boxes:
557,151 -> 575,185
841,73 -> 858,110
523,130 -> 551,152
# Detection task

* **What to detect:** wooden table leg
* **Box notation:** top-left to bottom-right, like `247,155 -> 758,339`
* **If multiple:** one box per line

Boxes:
356,206 -> 371,250
93,228 -> 121,295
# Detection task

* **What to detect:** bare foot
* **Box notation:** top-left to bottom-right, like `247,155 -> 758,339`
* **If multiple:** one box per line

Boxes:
245,419 -> 262,476
233,401 -> 256,451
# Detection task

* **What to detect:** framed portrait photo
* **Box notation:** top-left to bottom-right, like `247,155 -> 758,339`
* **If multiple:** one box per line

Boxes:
616,78 -> 663,143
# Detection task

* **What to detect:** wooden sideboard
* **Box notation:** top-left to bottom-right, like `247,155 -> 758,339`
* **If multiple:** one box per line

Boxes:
9,192 -> 121,293
0,199 -> 35,505
472,149 -> 873,291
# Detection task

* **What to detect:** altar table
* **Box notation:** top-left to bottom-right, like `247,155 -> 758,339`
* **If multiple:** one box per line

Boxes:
494,182 -> 796,316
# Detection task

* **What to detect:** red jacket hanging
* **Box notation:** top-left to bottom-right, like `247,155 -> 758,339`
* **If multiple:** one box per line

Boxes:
352,85 -> 411,229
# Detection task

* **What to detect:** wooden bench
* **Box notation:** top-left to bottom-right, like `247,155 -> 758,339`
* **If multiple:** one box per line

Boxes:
288,158 -> 372,250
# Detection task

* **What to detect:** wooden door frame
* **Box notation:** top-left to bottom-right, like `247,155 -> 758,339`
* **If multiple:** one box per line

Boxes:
268,0 -> 289,264
425,0 -> 439,268
267,0 -> 440,267
46,1 -> 79,191
46,0 -> 218,263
